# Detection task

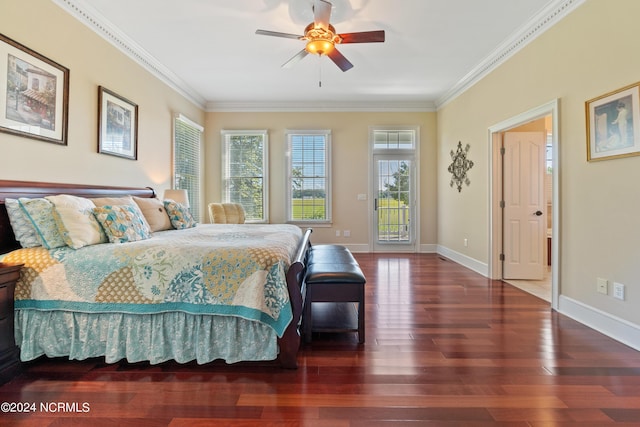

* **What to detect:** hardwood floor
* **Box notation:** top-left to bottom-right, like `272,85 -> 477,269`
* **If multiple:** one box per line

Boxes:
1,253 -> 640,426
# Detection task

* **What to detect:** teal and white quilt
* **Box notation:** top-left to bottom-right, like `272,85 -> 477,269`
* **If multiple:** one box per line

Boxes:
3,224 -> 302,337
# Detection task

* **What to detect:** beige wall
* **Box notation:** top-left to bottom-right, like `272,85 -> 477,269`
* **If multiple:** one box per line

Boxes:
1,0 -> 204,191
4,0 -> 637,344
437,0 -> 640,328
205,112 -> 437,247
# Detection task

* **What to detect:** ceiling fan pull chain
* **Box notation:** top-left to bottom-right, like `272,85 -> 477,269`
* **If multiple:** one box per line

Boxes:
318,56 -> 322,87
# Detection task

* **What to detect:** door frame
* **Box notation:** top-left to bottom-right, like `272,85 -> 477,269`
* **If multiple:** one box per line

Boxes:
488,99 -> 560,310
368,125 -> 421,252
372,153 -> 417,252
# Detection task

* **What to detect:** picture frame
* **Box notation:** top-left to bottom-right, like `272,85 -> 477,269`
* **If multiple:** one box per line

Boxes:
0,33 -> 69,145
586,81 -> 640,161
98,86 -> 138,160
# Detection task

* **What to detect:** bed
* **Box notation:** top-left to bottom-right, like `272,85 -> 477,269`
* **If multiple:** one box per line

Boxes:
0,180 -> 311,369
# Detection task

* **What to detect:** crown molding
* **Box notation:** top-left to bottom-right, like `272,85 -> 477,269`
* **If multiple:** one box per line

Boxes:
435,0 -> 586,109
54,0 -> 583,113
52,0 -> 206,109
205,100 -> 436,113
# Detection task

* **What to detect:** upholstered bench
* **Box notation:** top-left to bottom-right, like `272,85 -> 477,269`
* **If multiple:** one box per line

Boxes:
303,244 -> 366,344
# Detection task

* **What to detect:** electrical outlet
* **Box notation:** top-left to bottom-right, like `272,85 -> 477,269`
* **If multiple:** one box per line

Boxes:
597,278 -> 608,295
343,230 -> 351,237
335,230 -> 340,237
613,282 -> 625,300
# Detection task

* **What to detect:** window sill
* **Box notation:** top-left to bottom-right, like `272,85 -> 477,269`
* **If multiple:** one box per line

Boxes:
286,221 -> 332,228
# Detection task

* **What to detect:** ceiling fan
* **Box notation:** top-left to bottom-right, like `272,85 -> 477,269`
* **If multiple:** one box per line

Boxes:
256,0 -> 385,72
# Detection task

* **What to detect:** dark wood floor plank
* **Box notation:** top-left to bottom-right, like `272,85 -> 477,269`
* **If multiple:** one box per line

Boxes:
0,253 -> 639,424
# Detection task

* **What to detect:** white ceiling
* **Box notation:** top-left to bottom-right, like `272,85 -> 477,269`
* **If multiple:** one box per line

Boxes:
56,0 -> 582,111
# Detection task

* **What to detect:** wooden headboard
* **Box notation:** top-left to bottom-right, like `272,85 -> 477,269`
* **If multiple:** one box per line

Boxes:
0,180 -> 155,254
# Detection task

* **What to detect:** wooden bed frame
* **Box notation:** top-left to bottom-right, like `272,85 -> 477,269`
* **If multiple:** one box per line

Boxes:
0,179 -> 310,369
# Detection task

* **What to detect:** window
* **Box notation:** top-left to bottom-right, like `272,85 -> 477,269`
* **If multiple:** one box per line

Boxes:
286,129 -> 331,224
221,130 -> 268,222
173,114 -> 203,221
373,129 -> 416,150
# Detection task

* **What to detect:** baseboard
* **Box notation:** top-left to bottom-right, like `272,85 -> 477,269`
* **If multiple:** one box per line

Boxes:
347,243 -> 438,253
343,244 -> 371,253
558,295 -> 640,351
436,245 -> 489,277
419,243 -> 437,253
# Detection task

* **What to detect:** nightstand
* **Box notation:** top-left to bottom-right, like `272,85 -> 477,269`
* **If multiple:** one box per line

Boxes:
0,263 -> 22,385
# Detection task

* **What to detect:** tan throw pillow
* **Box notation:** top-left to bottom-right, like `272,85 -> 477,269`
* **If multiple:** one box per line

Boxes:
91,195 -> 135,207
133,197 -> 172,232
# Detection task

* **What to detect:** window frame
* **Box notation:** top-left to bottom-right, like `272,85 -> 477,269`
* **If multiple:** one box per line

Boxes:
221,129 -> 269,223
285,129 -> 332,226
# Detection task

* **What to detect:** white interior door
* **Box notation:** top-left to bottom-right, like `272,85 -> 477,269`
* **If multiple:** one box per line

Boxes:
503,132 -> 545,280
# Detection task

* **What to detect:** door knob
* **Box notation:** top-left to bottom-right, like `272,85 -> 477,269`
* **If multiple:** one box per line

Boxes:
534,210 -> 543,216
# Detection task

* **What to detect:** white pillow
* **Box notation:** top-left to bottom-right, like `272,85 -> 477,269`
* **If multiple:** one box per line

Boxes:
46,195 -> 107,249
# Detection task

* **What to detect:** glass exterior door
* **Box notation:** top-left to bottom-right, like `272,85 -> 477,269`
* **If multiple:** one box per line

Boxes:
374,155 -> 415,250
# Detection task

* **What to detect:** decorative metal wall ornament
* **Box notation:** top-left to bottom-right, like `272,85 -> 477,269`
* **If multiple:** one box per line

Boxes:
448,141 -> 474,192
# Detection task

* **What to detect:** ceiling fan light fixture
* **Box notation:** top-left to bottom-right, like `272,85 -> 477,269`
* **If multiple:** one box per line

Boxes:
303,22 -> 340,56
305,39 -> 334,55
255,0 -> 384,72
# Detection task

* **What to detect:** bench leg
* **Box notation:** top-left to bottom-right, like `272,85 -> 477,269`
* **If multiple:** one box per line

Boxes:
303,287 -> 312,343
358,285 -> 365,344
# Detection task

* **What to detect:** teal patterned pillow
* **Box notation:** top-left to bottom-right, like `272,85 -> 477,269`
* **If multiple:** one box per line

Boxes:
163,200 -> 196,230
93,205 -> 151,243
18,198 -> 67,249
5,198 -> 41,248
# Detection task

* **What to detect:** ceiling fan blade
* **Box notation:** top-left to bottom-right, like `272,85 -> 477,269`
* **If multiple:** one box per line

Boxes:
313,0 -> 332,29
282,49 -> 309,68
256,29 -> 304,40
327,47 -> 353,72
339,30 -> 385,44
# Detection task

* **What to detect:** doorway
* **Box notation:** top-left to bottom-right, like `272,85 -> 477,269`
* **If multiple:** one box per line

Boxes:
373,155 -> 416,251
488,100 -> 559,309
369,126 -> 419,253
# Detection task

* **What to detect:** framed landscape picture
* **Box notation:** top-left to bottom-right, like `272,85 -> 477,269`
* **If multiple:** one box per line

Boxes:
98,86 -> 138,160
0,33 -> 69,145
586,82 -> 640,161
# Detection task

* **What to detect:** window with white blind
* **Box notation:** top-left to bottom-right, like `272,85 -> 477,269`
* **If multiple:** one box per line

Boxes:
286,129 -> 331,224
221,130 -> 268,222
173,114 -> 203,221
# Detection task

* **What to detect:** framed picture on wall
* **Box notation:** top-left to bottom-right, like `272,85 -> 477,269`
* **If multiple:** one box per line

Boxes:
98,86 -> 138,160
586,81 -> 640,161
0,33 -> 69,145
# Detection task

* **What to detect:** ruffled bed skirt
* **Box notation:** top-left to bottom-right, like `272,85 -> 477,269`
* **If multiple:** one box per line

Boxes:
15,309 -> 279,364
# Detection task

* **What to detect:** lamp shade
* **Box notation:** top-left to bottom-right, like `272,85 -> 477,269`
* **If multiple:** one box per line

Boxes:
164,189 -> 189,207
